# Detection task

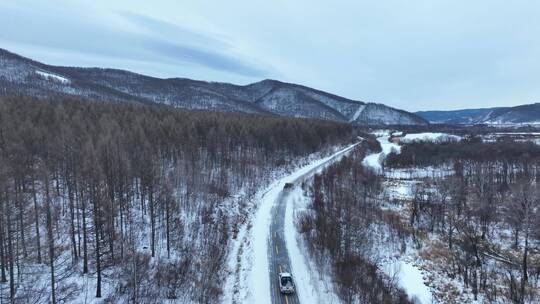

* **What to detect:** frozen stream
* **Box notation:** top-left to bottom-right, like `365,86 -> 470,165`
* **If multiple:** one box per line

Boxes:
362,131 -> 433,304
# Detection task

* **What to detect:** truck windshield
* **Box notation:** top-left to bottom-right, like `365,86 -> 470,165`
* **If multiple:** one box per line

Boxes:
281,277 -> 292,286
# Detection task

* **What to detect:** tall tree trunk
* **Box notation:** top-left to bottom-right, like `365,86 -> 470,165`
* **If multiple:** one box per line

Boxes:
520,230 -> 529,303
15,181 -> 27,259
129,205 -> 138,303
44,176 -> 56,304
166,194 -> 170,259
67,179 -> 78,262
76,182 -> 82,260
31,177 -> 42,264
93,186 -> 102,298
0,201 -> 7,283
119,189 -> 125,259
108,181 -> 115,261
149,185 -> 155,257
5,189 -> 16,303
80,188 -> 88,274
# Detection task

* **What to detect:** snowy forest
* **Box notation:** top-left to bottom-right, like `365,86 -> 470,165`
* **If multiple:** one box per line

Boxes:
384,139 -> 540,303
1,95 -> 539,304
293,134 -> 540,304
299,146 -> 413,304
0,96 -> 356,303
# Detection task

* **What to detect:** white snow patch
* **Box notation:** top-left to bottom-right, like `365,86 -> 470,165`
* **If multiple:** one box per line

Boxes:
362,131 -> 401,173
385,166 -> 454,180
36,70 -> 70,84
400,132 -> 461,143
349,104 -> 366,122
383,259 -> 433,304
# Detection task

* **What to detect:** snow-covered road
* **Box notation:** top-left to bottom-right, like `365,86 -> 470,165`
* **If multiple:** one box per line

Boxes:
225,132 -> 434,304
223,143 -> 358,304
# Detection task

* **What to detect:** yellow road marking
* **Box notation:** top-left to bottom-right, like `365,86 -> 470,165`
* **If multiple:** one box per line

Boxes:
275,244 -> 279,254
279,265 -> 288,304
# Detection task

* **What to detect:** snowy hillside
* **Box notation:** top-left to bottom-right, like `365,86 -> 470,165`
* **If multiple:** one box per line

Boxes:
417,103 -> 540,125
0,48 -> 427,126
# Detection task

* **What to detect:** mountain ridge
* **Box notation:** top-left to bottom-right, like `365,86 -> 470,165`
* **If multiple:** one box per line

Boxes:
0,48 -> 427,125
416,103 -> 540,125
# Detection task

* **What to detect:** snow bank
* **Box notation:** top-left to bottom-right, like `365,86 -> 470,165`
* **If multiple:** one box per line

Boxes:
249,180 -> 282,304
400,132 -> 461,143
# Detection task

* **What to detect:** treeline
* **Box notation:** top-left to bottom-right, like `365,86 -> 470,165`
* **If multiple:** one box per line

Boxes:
0,96 -> 355,303
386,139 -> 540,169
387,140 -> 540,303
298,146 -> 412,304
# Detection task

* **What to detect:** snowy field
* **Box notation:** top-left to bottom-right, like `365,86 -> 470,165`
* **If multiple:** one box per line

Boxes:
384,166 -> 454,180
481,132 -> 540,145
399,132 -> 461,144
369,130 -> 514,304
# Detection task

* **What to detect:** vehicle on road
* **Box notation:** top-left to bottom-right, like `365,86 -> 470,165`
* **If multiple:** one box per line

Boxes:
278,272 -> 295,294
283,183 -> 294,190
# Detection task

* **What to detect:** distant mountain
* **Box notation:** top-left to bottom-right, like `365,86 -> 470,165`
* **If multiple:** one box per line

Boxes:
0,48 -> 427,125
416,108 -> 500,124
417,103 -> 540,125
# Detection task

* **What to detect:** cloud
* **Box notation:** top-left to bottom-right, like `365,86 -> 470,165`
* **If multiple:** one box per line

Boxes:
145,40 -> 265,77
119,11 -> 230,49
0,2 -> 267,78
119,12 -> 266,77
1,0 -> 540,110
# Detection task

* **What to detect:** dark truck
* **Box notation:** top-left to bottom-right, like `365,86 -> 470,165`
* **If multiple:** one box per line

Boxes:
283,182 -> 294,190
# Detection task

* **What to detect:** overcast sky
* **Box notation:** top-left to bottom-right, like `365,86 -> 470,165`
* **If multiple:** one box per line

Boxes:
1,0 -> 539,111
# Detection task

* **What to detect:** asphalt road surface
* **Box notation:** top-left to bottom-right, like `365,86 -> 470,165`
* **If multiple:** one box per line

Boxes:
267,143 -> 358,304
268,190 -> 300,304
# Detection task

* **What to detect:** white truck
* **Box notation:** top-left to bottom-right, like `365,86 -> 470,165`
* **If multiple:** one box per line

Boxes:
278,272 -> 295,294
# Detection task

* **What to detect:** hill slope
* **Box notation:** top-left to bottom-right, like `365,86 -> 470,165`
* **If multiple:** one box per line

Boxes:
0,48 -> 427,125
417,103 -> 540,125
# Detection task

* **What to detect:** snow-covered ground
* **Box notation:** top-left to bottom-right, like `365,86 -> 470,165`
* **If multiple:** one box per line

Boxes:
362,131 -> 434,304
383,259 -> 433,304
384,166 -> 454,180
223,143 -> 358,304
362,131 -> 401,172
481,132 -> 540,145
400,132 -> 461,143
